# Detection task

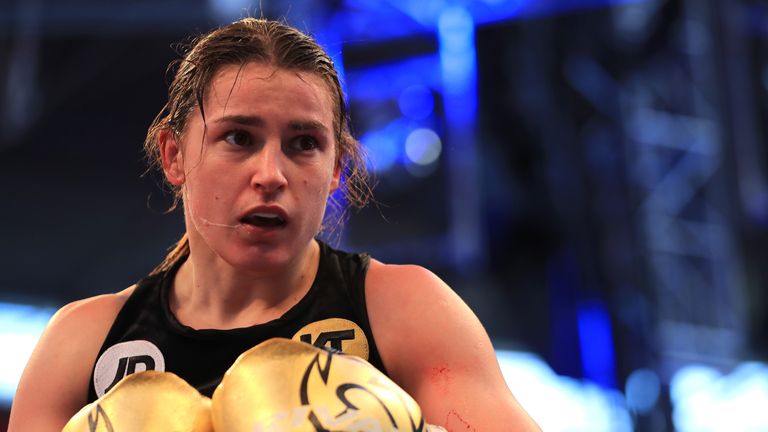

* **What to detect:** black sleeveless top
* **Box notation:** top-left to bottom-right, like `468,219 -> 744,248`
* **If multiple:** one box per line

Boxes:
88,241 -> 385,402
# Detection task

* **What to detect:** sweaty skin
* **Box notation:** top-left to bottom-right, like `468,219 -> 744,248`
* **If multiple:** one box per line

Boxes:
365,260 -> 542,431
160,63 -> 341,330
9,62 -> 541,432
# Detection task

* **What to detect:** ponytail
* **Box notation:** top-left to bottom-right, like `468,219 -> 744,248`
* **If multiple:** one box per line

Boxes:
150,233 -> 190,276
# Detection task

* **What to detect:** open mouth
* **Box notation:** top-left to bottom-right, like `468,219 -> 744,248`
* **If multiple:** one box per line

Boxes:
241,212 -> 287,228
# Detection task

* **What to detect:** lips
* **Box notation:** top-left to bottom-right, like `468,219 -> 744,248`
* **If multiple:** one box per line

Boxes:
239,207 -> 287,228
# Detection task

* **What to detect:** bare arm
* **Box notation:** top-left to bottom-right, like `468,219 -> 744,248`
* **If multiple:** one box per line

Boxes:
366,262 -> 541,431
8,289 -> 132,432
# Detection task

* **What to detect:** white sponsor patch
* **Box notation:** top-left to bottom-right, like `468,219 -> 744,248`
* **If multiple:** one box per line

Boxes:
93,340 -> 165,397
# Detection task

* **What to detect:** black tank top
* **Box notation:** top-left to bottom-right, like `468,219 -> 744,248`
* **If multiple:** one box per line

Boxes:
87,241 -> 385,402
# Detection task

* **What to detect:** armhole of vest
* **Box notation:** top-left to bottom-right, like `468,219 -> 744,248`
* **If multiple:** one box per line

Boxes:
353,253 -> 390,377
86,275 -> 159,402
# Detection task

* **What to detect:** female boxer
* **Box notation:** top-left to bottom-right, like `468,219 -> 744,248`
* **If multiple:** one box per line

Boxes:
9,18 -> 540,431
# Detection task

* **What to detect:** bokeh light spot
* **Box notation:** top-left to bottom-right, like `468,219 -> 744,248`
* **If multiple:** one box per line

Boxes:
405,128 -> 442,166
625,368 -> 660,413
398,85 -> 434,120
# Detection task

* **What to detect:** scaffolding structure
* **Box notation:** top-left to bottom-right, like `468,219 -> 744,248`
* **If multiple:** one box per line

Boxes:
618,0 -> 748,377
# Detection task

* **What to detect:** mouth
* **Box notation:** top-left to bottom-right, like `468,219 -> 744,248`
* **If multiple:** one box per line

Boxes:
240,211 -> 287,228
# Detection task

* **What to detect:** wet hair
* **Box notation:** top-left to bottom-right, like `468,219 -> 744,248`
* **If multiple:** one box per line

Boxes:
144,18 -> 371,273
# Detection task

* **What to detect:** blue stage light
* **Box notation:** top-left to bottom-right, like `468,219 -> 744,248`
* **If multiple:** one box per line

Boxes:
362,130 -> 400,173
0,302 -> 55,407
577,300 -> 618,389
625,368 -> 661,413
398,84 -> 434,120
208,0 -> 252,20
345,55 -> 442,102
405,128 -> 442,166
437,6 -> 477,126
671,362 -> 768,431
497,349 -> 632,431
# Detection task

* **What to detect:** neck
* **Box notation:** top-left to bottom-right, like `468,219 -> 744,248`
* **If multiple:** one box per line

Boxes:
170,239 -> 321,330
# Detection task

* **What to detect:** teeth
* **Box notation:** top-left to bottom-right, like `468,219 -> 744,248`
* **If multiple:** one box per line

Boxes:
252,212 -> 280,219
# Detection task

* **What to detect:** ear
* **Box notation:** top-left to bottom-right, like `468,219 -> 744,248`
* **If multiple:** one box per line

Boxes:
330,160 -> 342,192
159,129 -> 185,186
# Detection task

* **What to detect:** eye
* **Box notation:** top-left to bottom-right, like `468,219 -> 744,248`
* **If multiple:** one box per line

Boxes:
288,135 -> 320,152
223,129 -> 251,147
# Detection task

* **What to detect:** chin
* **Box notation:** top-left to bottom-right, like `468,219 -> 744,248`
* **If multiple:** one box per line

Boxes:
222,242 -> 301,273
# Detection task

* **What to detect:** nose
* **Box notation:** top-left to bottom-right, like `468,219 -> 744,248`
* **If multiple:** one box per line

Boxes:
249,142 -> 287,193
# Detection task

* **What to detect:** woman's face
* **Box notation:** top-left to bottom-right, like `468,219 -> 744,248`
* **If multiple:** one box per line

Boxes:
164,62 -> 340,272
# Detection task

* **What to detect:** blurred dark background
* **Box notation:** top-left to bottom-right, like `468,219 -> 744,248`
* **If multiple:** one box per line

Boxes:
2,0 -> 768,430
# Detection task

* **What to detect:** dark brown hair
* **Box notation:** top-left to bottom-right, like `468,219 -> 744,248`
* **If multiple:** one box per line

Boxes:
145,18 -> 371,273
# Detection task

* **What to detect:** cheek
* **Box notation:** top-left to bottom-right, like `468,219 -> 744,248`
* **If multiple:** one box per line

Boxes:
187,170 -> 232,209
303,176 -> 332,210
304,164 -> 334,193
305,178 -> 326,201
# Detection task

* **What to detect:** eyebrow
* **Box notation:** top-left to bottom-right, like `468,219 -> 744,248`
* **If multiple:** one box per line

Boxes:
287,120 -> 329,133
213,115 -> 264,126
213,115 -> 330,133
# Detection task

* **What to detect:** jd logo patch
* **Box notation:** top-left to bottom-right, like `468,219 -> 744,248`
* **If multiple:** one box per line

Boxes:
93,340 -> 165,397
292,318 -> 369,360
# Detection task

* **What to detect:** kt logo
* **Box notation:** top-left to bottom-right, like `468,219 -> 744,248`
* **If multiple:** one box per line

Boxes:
300,329 -> 355,351
292,318 -> 370,360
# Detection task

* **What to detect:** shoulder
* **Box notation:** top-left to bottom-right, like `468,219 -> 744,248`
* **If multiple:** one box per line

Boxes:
365,259 -> 444,295
364,260 -> 467,329
8,286 -> 135,431
364,260 -> 489,375
73,285 -> 135,315
46,286 -> 136,346
54,286 -> 135,330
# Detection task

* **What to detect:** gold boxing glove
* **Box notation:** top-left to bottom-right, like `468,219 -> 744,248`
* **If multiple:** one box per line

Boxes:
212,338 -> 428,432
62,370 -> 213,432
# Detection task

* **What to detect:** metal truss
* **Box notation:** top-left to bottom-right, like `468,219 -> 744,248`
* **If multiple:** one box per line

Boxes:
617,0 -> 747,375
